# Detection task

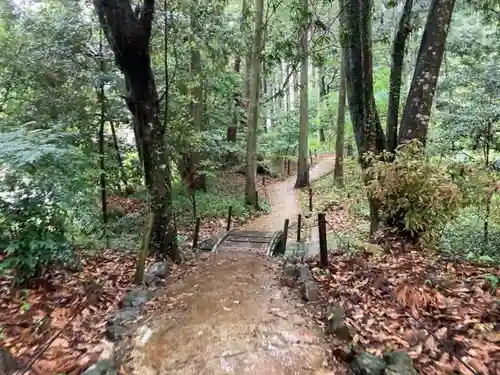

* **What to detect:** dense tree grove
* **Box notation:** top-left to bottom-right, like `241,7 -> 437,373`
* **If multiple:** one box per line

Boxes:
1,0 -> 500,371
0,0 -> 498,278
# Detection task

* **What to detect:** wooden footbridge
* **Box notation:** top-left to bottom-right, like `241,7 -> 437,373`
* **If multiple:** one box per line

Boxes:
194,209 -> 330,266
211,229 -> 286,256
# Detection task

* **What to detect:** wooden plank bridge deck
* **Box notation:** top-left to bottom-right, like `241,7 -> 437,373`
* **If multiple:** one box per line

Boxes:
211,229 -> 286,255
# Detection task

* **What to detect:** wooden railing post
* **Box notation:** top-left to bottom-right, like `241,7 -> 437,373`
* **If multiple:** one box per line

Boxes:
226,206 -> 232,231
318,213 -> 328,267
192,217 -> 201,250
296,214 -> 302,242
308,188 -> 313,212
282,218 -> 289,253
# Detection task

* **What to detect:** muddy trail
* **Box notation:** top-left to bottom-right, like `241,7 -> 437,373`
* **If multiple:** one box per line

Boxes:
128,157 -> 336,375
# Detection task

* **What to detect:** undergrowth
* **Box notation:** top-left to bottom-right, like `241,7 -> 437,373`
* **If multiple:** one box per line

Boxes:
106,171 -> 270,250
297,157 -> 370,251
298,143 -> 500,264
440,206 -> 500,263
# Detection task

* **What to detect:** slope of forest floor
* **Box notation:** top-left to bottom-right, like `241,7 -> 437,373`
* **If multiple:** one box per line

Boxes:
301,244 -> 500,375
3,156 -> 499,375
124,155 -> 339,375
293,157 -> 500,375
0,165 -> 286,373
0,162 -> 298,374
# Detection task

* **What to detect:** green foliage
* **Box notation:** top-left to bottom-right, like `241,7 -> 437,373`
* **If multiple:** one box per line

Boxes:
0,190 -> 75,282
365,141 -> 463,244
0,127 -> 98,282
172,176 -> 270,224
446,161 -> 495,207
439,206 -> 500,262
260,110 -> 299,157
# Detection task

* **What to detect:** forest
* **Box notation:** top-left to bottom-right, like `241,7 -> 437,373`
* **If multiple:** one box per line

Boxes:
0,0 -> 499,374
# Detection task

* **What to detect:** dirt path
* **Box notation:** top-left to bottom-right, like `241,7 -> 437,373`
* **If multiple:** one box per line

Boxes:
246,156 -> 335,232
128,158 -> 336,375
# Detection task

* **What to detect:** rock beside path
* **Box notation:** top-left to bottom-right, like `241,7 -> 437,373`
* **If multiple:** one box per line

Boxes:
281,260 -> 320,302
0,348 -> 22,375
348,351 -> 417,375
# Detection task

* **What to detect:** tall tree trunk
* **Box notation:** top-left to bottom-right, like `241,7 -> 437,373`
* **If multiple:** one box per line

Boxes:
227,0 -> 248,145
386,0 -> 413,153
245,0 -> 264,207
294,0 -> 310,188
398,0 -> 456,145
98,28 -> 108,247
292,70 -> 299,110
270,71 -> 276,129
109,120 -> 129,189
285,64 -> 291,112
184,2 -> 206,191
94,0 -> 179,261
277,63 -> 284,111
243,0 -> 251,123
227,57 -> 240,143
318,63 -> 326,143
334,48 -> 347,187
261,63 -> 268,133
343,0 -> 385,233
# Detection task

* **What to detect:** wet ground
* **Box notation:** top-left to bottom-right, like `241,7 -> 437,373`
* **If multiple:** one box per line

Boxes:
128,158 -> 336,375
246,157 -> 335,233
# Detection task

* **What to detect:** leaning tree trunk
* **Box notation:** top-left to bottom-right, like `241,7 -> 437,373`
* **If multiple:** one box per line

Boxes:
94,0 -> 179,261
386,0 -> 413,153
244,0 -> 264,207
294,0 -> 310,189
342,0 -> 385,233
398,0 -> 456,145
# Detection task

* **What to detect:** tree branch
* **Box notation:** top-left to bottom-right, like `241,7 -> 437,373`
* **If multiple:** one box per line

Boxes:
261,62 -> 298,104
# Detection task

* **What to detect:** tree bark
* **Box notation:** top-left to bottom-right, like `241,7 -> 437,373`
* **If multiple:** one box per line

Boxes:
318,63 -> 326,143
184,2 -> 206,191
109,120 -> 129,189
285,64 -> 291,112
398,0 -> 456,145
261,63 -> 268,133
342,0 -> 385,233
294,0 -> 310,188
98,27 -> 108,248
334,48 -> 347,187
227,56 -> 241,143
292,70 -> 299,110
227,0 -> 248,145
94,0 -> 179,260
343,0 -> 385,164
243,0 -> 251,127
98,59 -> 108,247
244,0 -> 264,207
386,0 -> 413,153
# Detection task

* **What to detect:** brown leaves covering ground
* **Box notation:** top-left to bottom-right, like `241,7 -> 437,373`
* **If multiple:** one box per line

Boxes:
306,246 -> 500,375
0,249 -> 138,374
0,170 -> 279,375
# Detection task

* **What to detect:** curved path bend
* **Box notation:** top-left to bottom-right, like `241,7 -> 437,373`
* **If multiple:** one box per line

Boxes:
129,157 -> 336,375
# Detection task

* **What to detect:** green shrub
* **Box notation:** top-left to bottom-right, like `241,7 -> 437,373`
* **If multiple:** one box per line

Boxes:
0,128 -> 97,282
440,206 -> 500,262
0,188 -> 75,282
364,140 -> 463,244
171,178 -> 269,225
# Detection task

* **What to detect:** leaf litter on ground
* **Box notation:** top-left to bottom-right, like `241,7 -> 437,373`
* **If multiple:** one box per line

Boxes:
0,171 -> 277,374
304,243 -> 500,375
